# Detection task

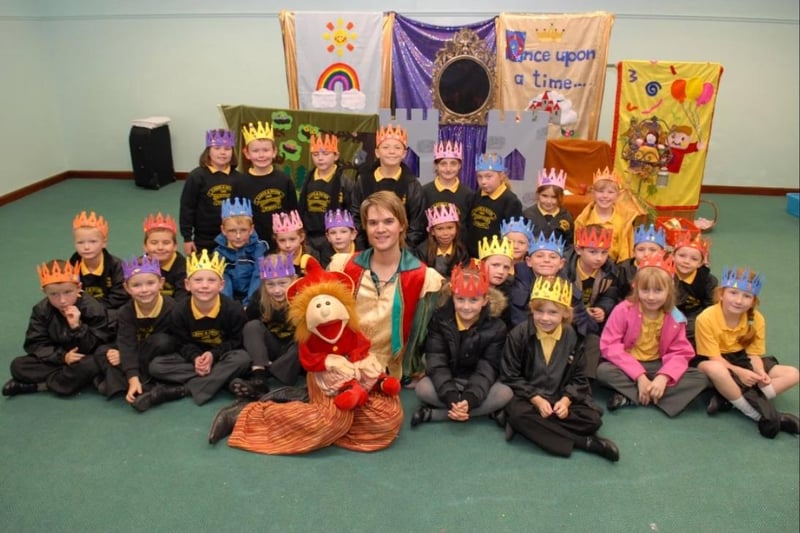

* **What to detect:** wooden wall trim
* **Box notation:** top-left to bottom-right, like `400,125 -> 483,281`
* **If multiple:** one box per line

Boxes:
0,172 -> 69,207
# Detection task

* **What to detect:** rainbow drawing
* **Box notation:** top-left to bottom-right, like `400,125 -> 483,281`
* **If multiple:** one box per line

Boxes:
316,62 -> 360,92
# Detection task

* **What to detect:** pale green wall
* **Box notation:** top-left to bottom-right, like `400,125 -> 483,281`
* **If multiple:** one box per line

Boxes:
0,1 -> 797,196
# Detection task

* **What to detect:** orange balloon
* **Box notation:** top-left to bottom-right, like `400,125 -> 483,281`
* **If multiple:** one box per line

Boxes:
671,79 -> 686,102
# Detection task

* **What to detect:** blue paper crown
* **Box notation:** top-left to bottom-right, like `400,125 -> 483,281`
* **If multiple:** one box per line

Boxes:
221,197 -> 253,219
475,153 -> 505,172
721,266 -> 764,297
121,255 -> 162,281
530,231 -> 566,256
634,224 -> 666,248
501,216 -> 535,247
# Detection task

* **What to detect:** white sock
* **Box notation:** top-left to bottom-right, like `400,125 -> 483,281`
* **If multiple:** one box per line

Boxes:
759,384 -> 777,399
732,396 -> 761,421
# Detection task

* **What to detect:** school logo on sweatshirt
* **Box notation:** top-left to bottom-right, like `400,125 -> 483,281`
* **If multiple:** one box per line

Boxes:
192,329 -> 223,346
253,189 -> 286,213
207,184 -> 232,207
306,190 -> 332,213
470,206 -> 498,230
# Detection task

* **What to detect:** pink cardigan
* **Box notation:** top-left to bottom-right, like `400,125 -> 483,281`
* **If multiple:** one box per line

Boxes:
600,300 -> 694,386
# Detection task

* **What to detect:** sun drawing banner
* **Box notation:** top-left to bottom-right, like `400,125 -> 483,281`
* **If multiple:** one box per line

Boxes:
281,11 -> 384,113
612,60 -> 723,212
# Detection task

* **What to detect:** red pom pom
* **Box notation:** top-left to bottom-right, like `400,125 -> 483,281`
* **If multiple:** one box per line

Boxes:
379,376 -> 401,396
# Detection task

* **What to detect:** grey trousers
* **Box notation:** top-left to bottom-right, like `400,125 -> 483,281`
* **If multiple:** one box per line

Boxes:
149,350 -> 251,405
597,360 -> 709,417
414,377 -> 514,421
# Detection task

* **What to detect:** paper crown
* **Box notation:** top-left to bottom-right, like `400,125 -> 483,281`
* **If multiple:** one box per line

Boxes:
122,255 -> 162,281
73,211 -> 109,239
425,203 -> 460,231
272,210 -> 304,234
530,276 -> 573,307
637,252 -> 675,276
434,140 -> 463,160
476,153 -> 506,173
241,121 -> 274,145
310,133 -> 338,153
501,216 -> 535,247
537,168 -> 567,190
530,231 -> 566,257
143,212 -> 177,235
721,266 -> 764,297
478,235 -> 514,261
206,129 -> 235,148
36,260 -> 80,288
673,231 -> 711,258
575,226 -> 613,250
634,224 -> 666,248
259,253 -> 296,280
286,256 -> 354,302
221,197 -> 253,220
376,124 -> 407,147
592,166 -> 622,187
450,259 -> 489,298
324,208 -> 355,230
186,249 -> 225,278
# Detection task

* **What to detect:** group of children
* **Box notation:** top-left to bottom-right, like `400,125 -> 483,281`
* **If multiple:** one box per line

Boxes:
3,120 -> 798,462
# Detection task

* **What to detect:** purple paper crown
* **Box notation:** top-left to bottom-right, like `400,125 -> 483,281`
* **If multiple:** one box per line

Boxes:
324,209 -> 355,230
721,266 -> 764,297
475,153 -> 505,172
206,129 -> 235,148
259,253 -> 296,280
634,224 -> 666,248
221,197 -> 253,219
530,231 -> 566,256
122,255 -> 162,281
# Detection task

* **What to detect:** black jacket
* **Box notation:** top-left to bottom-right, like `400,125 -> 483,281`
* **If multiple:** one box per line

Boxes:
298,165 -> 355,240
69,249 -> 130,311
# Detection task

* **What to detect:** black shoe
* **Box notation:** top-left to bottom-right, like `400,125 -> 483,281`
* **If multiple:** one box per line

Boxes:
504,422 -> 515,442
410,405 -> 432,428
208,402 -> 247,444
742,388 -> 780,438
257,386 -> 309,403
228,378 -> 269,400
132,385 -> 185,413
606,393 -> 632,412
2,379 -> 38,397
584,436 -> 620,462
779,413 -> 800,435
490,409 -> 507,429
706,393 -> 732,415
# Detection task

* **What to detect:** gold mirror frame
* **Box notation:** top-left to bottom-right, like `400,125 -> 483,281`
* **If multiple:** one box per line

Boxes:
432,28 -> 496,125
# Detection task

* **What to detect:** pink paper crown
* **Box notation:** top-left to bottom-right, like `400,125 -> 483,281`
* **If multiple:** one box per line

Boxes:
122,255 -> 162,280
537,168 -> 567,190
272,210 -> 304,234
434,140 -> 463,160
450,259 -> 489,298
637,252 -> 675,276
259,253 -> 296,280
143,212 -> 177,235
324,209 -> 355,230
206,129 -> 235,148
425,203 -> 459,231
576,226 -> 613,250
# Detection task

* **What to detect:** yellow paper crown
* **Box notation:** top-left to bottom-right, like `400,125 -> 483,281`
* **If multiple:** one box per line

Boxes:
376,124 -> 408,147
592,166 -> 622,187
73,211 -> 109,238
242,121 -> 274,145
310,133 -> 339,153
143,212 -> 177,235
37,260 -> 80,288
186,249 -> 226,278
478,235 -> 514,261
530,276 -> 573,307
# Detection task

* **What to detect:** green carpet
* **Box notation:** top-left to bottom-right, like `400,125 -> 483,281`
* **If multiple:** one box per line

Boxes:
0,179 -> 797,532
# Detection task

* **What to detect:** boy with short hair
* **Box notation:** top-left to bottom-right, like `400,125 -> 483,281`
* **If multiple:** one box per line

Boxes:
319,208 -> 358,267
672,232 -> 717,346
509,231 -> 567,328
137,250 -> 250,411
143,212 -> 188,302
3,260 -> 110,397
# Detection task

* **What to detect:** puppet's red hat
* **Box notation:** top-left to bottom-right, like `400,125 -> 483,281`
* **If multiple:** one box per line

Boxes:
286,256 -> 355,302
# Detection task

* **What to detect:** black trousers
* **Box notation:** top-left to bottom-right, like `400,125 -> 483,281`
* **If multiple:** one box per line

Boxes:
10,354 -> 99,396
94,333 -> 178,397
242,320 -> 302,385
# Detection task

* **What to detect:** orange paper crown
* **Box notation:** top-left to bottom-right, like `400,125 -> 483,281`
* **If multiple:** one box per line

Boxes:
575,226 -> 613,250
592,166 -> 622,187
143,212 -> 177,235
376,124 -> 408,147
637,252 -> 675,276
450,259 -> 489,298
673,231 -> 711,259
36,260 -> 80,288
73,211 -> 109,238
310,133 -> 339,153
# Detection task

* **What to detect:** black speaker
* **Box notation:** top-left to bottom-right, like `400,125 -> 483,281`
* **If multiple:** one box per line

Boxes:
129,124 -> 176,189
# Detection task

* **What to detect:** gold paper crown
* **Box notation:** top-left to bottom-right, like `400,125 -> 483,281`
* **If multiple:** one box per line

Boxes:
242,121 -> 274,145
143,212 -> 177,234
536,23 -> 565,43
310,133 -> 339,153
530,276 -> 573,307
73,211 -> 109,238
592,166 -> 622,187
673,232 -> 711,259
575,226 -> 613,250
478,235 -> 514,261
186,249 -> 226,278
376,124 -> 408,147
37,260 -> 80,288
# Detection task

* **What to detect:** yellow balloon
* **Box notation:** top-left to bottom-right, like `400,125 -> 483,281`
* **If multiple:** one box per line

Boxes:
685,77 -> 703,100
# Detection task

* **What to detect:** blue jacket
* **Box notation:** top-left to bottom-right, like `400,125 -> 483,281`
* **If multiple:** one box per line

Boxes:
214,232 -> 268,307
